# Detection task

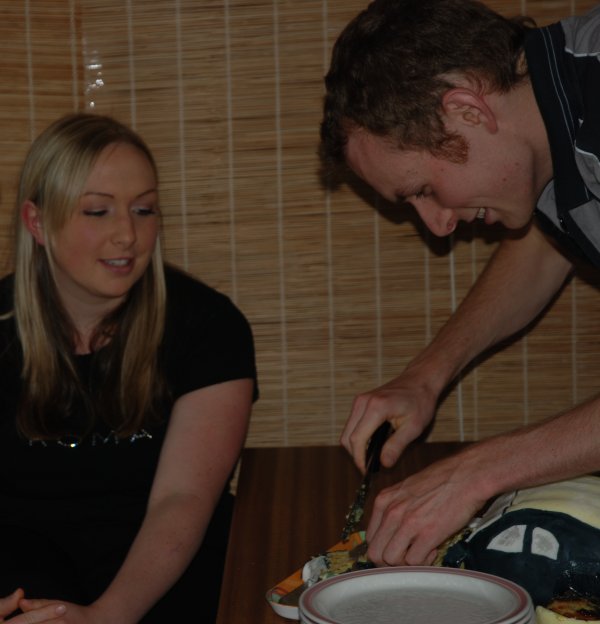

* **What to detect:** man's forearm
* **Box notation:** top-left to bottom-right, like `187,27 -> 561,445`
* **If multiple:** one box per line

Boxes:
406,223 -> 573,395
460,391 -> 600,503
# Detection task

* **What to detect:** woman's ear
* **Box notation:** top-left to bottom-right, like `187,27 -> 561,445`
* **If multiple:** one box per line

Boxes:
21,200 -> 45,245
441,87 -> 498,133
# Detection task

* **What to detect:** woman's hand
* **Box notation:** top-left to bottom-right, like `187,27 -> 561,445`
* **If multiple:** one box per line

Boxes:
19,600 -> 106,624
0,590 -> 66,623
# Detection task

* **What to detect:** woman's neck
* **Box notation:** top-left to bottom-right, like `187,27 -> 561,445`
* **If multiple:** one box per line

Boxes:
63,300 -> 118,354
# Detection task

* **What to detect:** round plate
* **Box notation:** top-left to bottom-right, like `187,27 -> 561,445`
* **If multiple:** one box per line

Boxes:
299,566 -> 534,624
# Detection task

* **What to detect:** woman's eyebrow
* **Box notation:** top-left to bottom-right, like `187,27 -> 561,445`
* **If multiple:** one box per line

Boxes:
82,191 -> 113,198
82,188 -> 158,199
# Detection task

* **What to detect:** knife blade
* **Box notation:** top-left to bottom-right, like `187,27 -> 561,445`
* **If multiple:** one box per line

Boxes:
340,421 -> 391,541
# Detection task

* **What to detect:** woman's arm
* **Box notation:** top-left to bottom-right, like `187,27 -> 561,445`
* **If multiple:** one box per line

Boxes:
76,378 -> 253,624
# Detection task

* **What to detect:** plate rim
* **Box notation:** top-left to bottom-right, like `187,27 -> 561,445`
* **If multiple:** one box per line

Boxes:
299,566 -> 533,624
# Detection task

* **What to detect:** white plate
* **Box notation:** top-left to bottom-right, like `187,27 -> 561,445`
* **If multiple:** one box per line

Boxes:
298,566 -> 534,624
270,598 -> 299,620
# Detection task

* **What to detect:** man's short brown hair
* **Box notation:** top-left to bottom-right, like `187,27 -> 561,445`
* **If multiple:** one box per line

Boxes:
320,0 -> 534,169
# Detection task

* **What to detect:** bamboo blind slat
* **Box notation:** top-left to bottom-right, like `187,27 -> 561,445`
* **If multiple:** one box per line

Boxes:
1,0 -> 599,449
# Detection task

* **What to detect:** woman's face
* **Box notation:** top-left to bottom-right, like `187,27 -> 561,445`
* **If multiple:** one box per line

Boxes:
46,142 -> 160,320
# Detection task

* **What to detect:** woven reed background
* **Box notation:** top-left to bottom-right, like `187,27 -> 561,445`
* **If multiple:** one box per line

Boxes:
2,0 -> 600,449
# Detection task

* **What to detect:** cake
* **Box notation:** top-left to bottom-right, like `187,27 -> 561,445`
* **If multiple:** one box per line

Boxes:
438,476 -> 600,620
301,531 -> 373,586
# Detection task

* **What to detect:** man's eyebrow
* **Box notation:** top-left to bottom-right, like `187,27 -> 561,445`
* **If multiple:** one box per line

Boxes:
82,188 -> 158,199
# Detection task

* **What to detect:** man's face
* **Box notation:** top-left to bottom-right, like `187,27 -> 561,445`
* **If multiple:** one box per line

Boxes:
345,129 -> 539,236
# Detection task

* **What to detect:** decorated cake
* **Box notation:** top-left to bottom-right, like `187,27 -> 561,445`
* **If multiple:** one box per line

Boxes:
302,537 -> 372,584
536,597 -> 600,622
438,475 -> 600,621
268,477 -> 600,621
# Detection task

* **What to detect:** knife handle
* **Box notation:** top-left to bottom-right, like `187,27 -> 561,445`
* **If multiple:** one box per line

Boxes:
366,422 -> 391,474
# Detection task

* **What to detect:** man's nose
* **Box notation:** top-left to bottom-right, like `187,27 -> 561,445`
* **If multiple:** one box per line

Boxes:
413,201 -> 456,237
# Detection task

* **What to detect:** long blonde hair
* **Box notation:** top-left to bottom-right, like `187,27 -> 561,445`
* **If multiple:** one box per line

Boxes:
13,113 -> 167,438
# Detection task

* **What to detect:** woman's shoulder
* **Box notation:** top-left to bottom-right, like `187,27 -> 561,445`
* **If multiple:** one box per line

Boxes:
0,274 -> 19,360
164,264 -> 236,312
0,273 -> 14,316
163,264 -> 252,336
160,265 -> 257,398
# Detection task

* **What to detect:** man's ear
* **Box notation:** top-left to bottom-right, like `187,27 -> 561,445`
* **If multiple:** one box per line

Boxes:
441,88 -> 498,133
21,200 -> 45,245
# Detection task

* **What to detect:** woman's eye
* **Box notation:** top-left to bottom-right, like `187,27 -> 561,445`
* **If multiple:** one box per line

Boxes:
83,208 -> 108,216
133,205 -> 158,216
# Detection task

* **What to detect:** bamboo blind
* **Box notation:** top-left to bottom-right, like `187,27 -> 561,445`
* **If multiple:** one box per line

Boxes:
2,0 -> 600,449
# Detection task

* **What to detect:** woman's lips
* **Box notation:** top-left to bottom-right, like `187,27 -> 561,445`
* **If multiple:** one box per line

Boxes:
100,258 -> 134,273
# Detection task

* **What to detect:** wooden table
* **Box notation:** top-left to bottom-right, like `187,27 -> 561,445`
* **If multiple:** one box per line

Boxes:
216,441 -> 467,624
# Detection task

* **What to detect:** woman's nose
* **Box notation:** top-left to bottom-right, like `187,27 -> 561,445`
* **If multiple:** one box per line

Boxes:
112,213 -> 136,247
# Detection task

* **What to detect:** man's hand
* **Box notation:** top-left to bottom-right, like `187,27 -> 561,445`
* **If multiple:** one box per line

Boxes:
365,450 -> 488,566
341,370 -> 439,473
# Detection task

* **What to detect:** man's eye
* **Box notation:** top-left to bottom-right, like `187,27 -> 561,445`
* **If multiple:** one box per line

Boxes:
397,189 -> 427,203
413,186 -> 434,200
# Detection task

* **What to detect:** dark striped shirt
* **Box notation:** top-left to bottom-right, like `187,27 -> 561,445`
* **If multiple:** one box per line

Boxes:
526,6 -> 600,266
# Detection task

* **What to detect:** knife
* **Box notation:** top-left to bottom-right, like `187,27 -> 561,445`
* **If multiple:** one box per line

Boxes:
340,421 -> 391,541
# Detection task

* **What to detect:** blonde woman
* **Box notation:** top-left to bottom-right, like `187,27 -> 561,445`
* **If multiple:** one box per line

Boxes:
0,113 -> 257,623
